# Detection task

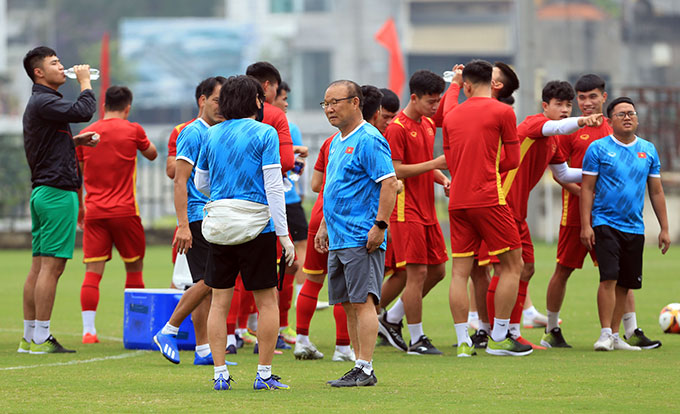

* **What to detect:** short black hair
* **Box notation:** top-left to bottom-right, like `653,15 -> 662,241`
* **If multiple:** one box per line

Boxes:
462,60 -> 493,85
199,76 -> 227,100
360,85 -> 384,121
23,46 -> 57,82
574,74 -> 606,93
246,61 -> 282,87
409,70 -> 445,97
104,86 -> 133,111
194,83 -> 203,108
277,81 -> 290,97
220,75 -> 265,120
328,79 -> 364,110
494,62 -> 519,100
542,80 -> 575,103
379,88 -> 400,113
606,96 -> 636,118
498,95 -> 515,106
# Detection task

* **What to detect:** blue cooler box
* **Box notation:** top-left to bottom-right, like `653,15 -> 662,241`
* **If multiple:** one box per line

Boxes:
123,288 -> 196,350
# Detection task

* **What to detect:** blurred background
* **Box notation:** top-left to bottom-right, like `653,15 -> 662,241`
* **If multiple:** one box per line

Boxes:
1,0 -> 678,246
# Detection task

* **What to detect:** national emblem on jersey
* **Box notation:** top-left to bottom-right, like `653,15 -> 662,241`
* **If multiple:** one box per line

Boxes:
638,152 -> 647,159
580,134 -> 590,140
410,131 -> 417,137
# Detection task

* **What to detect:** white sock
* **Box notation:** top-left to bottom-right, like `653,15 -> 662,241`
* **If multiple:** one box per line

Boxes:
335,345 -> 351,354
297,334 -> 310,345
408,323 -> 424,344
226,334 -> 236,348
294,283 -> 303,306
23,320 -> 35,342
386,298 -> 405,324
195,343 -> 211,357
248,313 -> 258,332
161,323 -> 179,336
479,321 -> 491,333
467,311 -> 479,324
622,312 -> 637,339
509,323 -> 521,339
355,359 -> 372,375
82,311 -> 96,335
600,327 -> 612,340
34,320 -> 50,344
523,305 -> 539,319
547,311 -> 560,331
235,328 -> 246,336
214,364 -> 229,380
454,323 -> 471,347
257,364 -> 272,380
491,318 -> 509,342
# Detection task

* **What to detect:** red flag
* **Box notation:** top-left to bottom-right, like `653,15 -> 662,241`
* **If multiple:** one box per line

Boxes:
374,18 -> 406,97
99,32 -> 110,119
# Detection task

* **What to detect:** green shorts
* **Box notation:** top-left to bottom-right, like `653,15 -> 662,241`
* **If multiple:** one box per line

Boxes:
30,186 -> 78,259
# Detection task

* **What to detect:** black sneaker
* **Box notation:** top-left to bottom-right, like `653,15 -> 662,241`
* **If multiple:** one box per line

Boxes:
540,327 -> 572,348
470,330 -> 489,349
407,335 -> 443,355
625,328 -> 662,349
29,335 -> 76,354
328,367 -> 377,387
377,313 -> 407,352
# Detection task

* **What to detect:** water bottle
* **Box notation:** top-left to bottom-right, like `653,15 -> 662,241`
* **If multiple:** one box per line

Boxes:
288,159 -> 304,182
442,71 -> 455,83
282,177 -> 293,192
64,67 -> 100,80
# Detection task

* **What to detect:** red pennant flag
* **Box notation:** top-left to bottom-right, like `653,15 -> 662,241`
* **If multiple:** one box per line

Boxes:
99,32 -> 110,119
374,18 -> 406,97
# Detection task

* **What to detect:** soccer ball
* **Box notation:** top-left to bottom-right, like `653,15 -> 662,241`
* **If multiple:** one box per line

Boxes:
659,303 -> 680,333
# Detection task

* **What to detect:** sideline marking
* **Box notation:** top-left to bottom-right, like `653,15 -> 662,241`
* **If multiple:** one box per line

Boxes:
1,351 -> 145,371
0,328 -> 123,342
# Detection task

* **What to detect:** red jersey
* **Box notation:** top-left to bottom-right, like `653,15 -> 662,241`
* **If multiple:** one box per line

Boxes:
308,136 -> 334,234
443,96 -> 518,210
502,113 -> 567,221
432,83 -> 461,127
263,102 -> 294,172
385,111 -> 438,225
558,120 -> 613,226
77,118 -> 151,219
167,118 -> 195,157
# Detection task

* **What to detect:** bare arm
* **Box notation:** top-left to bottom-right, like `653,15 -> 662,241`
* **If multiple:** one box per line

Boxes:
648,176 -> 671,254
393,155 -> 447,179
554,176 -> 581,197
579,174 -> 597,250
141,142 -> 158,161
433,169 -> 450,197
173,160 -> 193,254
310,170 -> 324,193
166,156 -> 176,179
366,176 -> 399,253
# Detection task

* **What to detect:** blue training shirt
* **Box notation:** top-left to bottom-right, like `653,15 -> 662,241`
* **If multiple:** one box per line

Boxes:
175,118 -> 210,223
323,121 -> 396,250
195,118 -> 281,234
284,122 -> 303,205
582,134 -> 661,234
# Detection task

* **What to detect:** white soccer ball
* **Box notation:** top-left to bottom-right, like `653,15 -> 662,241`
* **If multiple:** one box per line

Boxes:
659,303 -> 680,334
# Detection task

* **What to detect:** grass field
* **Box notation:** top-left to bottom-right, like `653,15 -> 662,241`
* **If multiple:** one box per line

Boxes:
1,243 -> 678,413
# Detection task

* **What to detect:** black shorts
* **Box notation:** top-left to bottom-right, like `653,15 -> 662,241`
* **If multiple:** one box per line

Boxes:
593,225 -> 644,289
187,220 -> 210,283
286,202 -> 309,242
205,231 -> 278,291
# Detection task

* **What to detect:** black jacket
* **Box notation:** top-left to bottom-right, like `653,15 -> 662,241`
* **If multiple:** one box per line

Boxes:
22,84 -> 96,191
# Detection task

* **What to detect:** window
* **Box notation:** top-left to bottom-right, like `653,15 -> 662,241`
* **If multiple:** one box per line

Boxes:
301,51 -> 331,110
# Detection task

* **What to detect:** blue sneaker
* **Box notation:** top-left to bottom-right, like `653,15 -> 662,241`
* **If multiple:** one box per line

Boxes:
213,373 -> 233,391
153,331 -> 179,364
194,352 -> 214,365
253,373 -> 289,390
276,335 -> 291,350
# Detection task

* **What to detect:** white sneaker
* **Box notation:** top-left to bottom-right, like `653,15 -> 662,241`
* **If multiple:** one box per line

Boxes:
612,336 -> 641,351
293,341 -> 324,360
523,312 -> 563,328
332,347 -> 356,362
594,335 -> 614,351
316,301 -> 330,310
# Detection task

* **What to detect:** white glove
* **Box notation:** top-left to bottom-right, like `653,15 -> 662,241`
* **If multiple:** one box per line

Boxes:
278,235 -> 295,267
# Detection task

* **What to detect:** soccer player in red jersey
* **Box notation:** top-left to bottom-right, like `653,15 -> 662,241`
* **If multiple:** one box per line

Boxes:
77,86 -> 157,343
443,60 -> 530,357
542,74 -> 662,349
378,70 -> 453,355
485,80 -> 602,350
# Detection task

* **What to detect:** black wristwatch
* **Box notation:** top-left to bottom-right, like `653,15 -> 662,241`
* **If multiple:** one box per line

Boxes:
374,220 -> 388,230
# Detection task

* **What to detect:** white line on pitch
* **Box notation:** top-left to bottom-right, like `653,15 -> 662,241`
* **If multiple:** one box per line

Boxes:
0,328 -> 123,342
0,351 -> 145,371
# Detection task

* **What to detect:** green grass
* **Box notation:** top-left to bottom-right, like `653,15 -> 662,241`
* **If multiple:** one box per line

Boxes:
1,244 -> 679,413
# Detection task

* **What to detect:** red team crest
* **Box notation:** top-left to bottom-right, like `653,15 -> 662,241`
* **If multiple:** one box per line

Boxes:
345,146 -> 354,154
580,134 -> 590,140
638,152 -> 647,158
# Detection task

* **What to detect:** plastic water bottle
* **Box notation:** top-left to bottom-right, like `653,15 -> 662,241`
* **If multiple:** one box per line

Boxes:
64,67 -> 100,80
442,71 -> 455,83
288,159 -> 304,182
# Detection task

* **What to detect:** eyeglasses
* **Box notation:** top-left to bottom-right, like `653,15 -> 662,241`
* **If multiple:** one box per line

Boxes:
320,96 -> 356,109
613,111 -> 637,119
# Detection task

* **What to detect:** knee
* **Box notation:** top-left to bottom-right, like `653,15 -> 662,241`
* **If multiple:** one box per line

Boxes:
307,274 -> 325,284
521,263 -> 535,282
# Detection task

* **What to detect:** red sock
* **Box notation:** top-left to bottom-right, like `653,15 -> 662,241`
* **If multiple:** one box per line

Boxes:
333,304 -> 350,346
295,280 -> 323,335
125,271 -> 144,289
510,280 -> 529,324
81,272 -> 102,311
227,280 -> 242,335
278,273 -> 295,328
486,275 -> 500,329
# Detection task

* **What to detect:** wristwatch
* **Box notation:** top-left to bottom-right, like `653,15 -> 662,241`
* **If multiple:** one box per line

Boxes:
374,220 -> 388,230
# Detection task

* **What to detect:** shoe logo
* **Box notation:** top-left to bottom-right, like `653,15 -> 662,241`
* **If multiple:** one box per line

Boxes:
416,346 -> 427,352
